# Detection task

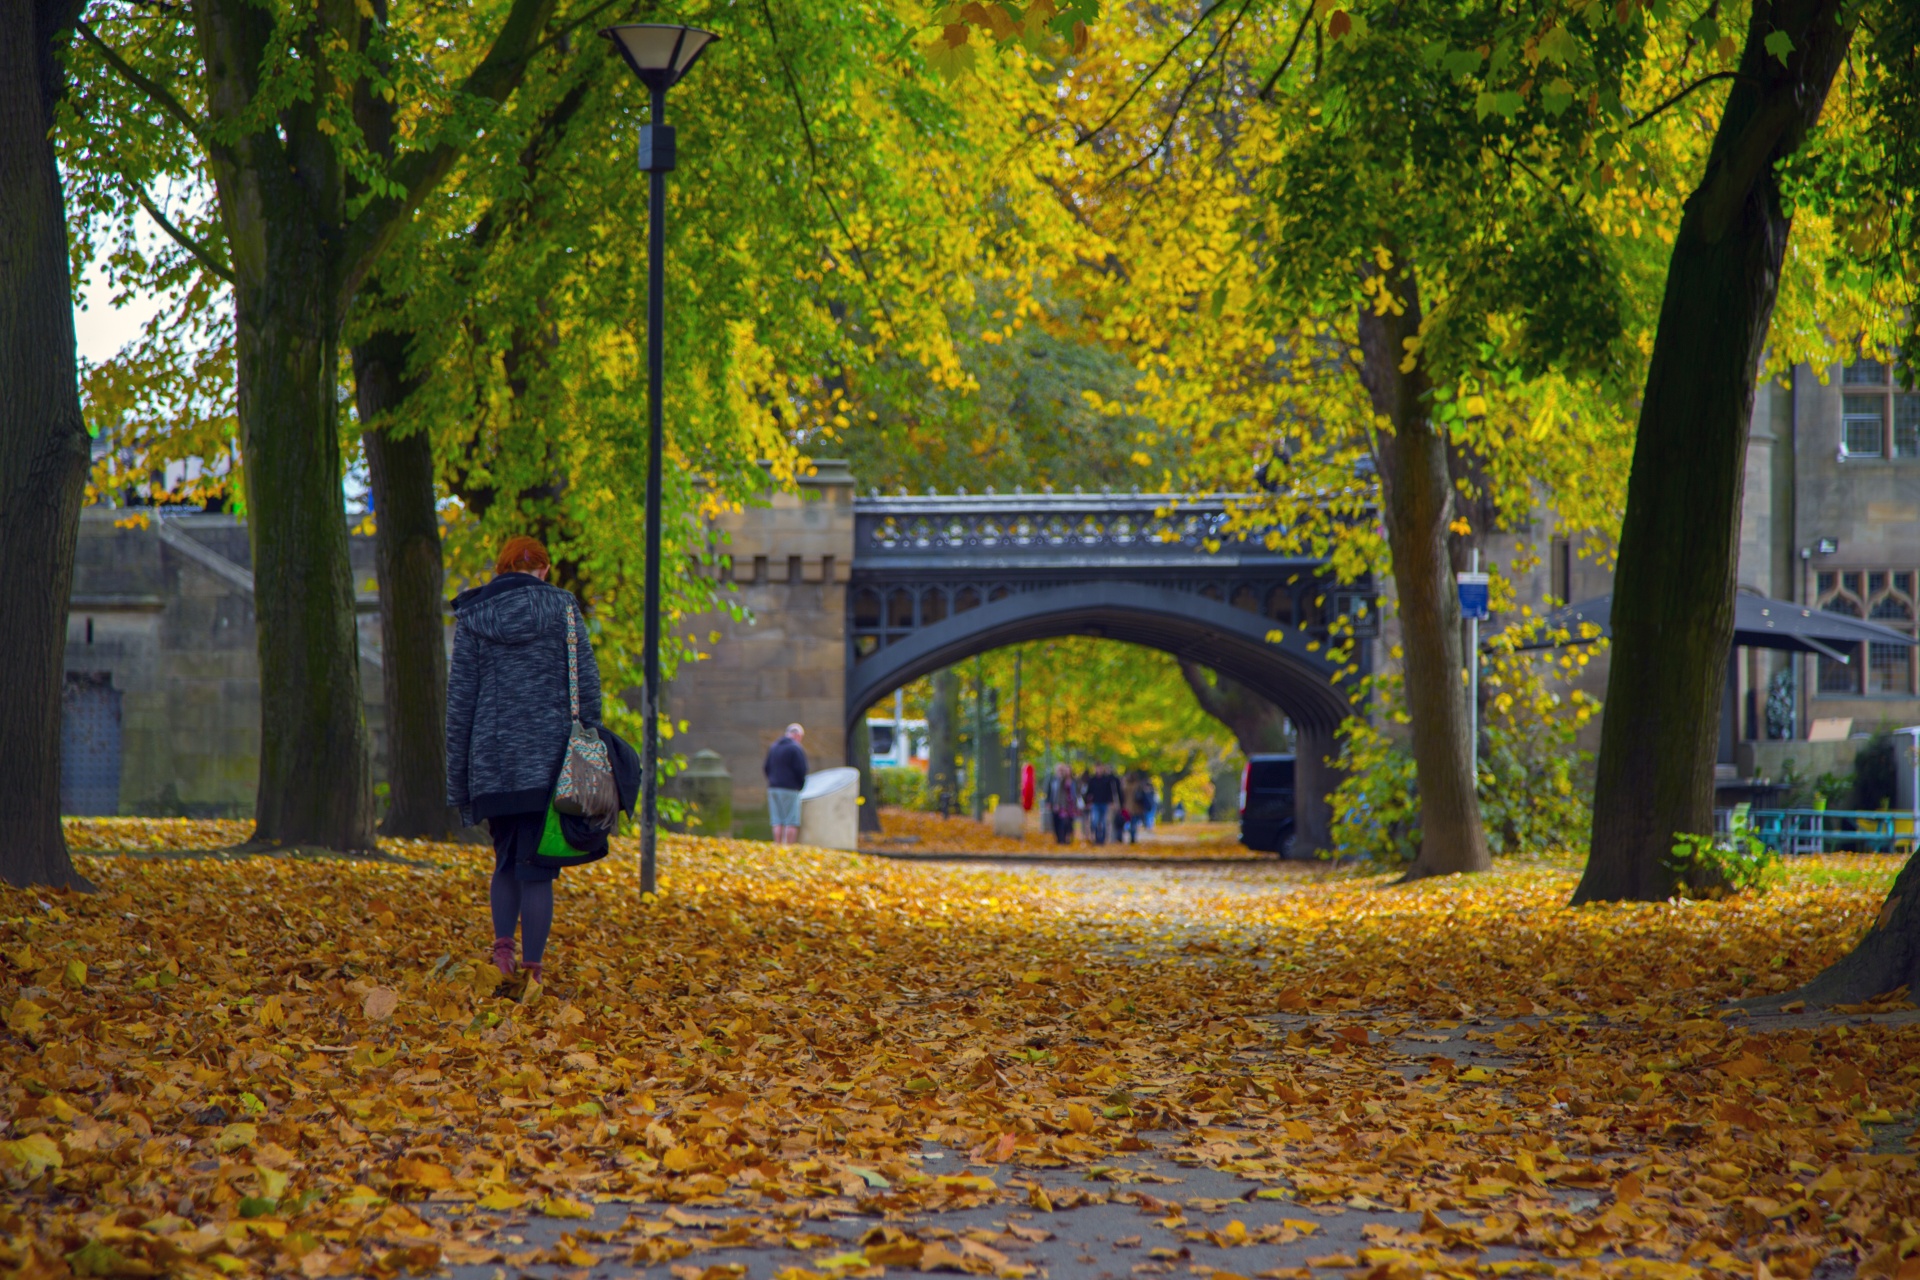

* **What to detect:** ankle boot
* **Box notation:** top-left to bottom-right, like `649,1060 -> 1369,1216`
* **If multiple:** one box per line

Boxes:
491,938 -> 516,978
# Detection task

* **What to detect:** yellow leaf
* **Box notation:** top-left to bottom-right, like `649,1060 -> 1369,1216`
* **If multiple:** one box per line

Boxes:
539,1195 -> 594,1219
476,1190 -> 528,1211
0,1133 -> 64,1178
1066,1103 -> 1097,1133
215,1124 -> 257,1153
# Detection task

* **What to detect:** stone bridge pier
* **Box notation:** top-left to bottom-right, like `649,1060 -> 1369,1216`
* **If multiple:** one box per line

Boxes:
667,466 -> 1371,848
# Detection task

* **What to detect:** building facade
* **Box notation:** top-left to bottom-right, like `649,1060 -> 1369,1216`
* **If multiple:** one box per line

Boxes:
1737,359 -> 1920,760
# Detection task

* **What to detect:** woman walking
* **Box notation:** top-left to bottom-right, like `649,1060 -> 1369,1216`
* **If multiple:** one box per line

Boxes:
446,536 -> 601,986
1044,763 -> 1078,845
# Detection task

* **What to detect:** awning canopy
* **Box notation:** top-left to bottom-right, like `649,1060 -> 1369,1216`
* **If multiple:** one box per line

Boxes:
1504,593 -> 1917,664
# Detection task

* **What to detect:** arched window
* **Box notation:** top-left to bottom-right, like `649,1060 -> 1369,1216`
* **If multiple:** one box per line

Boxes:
1817,592 -> 1862,695
1869,573 -> 1916,695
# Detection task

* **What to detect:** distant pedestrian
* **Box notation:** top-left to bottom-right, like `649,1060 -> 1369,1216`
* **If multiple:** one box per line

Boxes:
1044,764 -> 1078,845
1132,775 -> 1157,835
764,724 -> 809,844
447,535 -> 599,987
1084,763 -> 1122,845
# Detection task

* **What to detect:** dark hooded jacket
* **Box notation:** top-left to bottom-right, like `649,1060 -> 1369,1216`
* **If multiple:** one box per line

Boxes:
446,573 -> 602,824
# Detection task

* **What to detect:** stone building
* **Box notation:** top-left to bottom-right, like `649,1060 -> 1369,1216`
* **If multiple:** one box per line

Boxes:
1466,357 -> 1920,787
60,509 -> 386,817
1726,357 -> 1920,776
664,462 -> 855,836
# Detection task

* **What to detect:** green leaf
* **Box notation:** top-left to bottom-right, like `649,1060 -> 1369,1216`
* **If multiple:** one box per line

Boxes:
1542,78 -> 1576,116
1535,25 -> 1580,67
1764,29 -> 1794,66
847,1165 -> 892,1188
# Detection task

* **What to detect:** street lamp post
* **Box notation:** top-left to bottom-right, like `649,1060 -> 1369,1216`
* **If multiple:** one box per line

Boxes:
600,22 -> 718,896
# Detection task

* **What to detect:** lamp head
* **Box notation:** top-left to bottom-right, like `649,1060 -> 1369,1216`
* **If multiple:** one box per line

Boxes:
600,23 -> 719,92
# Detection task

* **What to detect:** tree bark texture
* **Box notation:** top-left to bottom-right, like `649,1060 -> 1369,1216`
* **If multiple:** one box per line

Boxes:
1578,1 -> 1854,905
194,0 -> 373,849
1358,259 -> 1490,879
354,326 -> 457,838
1783,853 -> 1920,1005
184,0 -> 554,849
0,0 -> 93,891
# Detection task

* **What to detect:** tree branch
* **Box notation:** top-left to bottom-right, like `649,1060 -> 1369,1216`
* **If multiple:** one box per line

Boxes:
336,0 -> 562,308
1075,0 -> 1238,146
1624,70 -> 1744,131
75,16 -> 204,139
754,0 -> 896,331
1256,4 -> 1314,101
1103,0 -> 1251,189
531,0 -> 627,59
130,183 -> 234,283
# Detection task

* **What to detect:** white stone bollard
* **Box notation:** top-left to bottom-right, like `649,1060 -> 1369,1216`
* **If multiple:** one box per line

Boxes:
798,767 -> 861,851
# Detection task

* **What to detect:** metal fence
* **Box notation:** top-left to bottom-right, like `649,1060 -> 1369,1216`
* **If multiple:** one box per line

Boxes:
1714,807 -> 1917,854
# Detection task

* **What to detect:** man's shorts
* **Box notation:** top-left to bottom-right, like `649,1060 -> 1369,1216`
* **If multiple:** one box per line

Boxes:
768,788 -> 802,828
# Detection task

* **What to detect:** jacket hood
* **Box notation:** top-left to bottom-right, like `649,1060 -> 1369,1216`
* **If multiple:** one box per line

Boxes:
453,574 -> 575,645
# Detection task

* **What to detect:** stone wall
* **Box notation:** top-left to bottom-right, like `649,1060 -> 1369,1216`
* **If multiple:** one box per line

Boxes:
665,463 -> 855,835
63,510 -> 386,816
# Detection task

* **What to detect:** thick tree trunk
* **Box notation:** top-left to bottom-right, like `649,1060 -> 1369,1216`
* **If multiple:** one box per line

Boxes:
1358,258 -> 1490,879
1781,853 -> 1920,1006
236,279 -> 378,850
353,324 -> 457,838
1578,1 -> 1854,904
1177,661 -> 1292,754
196,0 -> 378,852
0,0 -> 93,891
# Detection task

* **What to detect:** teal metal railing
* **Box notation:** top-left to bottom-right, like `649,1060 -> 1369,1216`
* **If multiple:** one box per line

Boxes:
1724,808 -> 1917,854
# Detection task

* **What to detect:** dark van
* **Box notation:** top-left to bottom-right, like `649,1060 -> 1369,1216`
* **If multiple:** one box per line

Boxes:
1239,754 -> 1295,855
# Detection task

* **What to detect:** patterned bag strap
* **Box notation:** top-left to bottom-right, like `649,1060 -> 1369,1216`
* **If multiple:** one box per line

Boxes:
565,602 -> 580,723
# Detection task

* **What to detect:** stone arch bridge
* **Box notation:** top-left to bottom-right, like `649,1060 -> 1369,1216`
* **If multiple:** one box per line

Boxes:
671,463 -> 1375,849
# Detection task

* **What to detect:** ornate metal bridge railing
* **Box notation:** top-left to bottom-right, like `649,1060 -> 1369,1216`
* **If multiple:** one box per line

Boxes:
848,492 -> 1377,662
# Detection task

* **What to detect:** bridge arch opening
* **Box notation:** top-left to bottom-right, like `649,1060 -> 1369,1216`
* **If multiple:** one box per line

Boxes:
844,582 -> 1356,854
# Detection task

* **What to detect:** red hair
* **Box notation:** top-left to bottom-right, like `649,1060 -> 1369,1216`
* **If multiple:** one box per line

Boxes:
494,535 -> 552,577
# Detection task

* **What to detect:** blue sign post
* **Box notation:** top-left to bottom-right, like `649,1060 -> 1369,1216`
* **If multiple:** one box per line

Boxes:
1456,570 -> 1490,621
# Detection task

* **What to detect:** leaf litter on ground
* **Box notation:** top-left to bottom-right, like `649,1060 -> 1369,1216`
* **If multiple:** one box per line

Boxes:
0,821 -> 1913,1280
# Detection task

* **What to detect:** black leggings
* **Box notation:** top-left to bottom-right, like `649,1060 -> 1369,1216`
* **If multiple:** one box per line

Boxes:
489,811 -> 557,963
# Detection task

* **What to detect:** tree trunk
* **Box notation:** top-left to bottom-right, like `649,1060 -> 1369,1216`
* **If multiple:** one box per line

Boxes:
1578,1 -> 1854,905
1358,256 -> 1490,879
235,271 -> 378,851
927,668 -> 958,815
0,0 -> 93,891
354,323 -> 457,838
1781,853 -> 1920,1006
1177,661 -> 1293,754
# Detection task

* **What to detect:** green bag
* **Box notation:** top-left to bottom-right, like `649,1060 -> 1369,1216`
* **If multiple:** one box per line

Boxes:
533,803 -> 610,866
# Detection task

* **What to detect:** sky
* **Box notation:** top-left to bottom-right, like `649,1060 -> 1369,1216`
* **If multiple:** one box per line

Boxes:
71,252 -> 168,367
